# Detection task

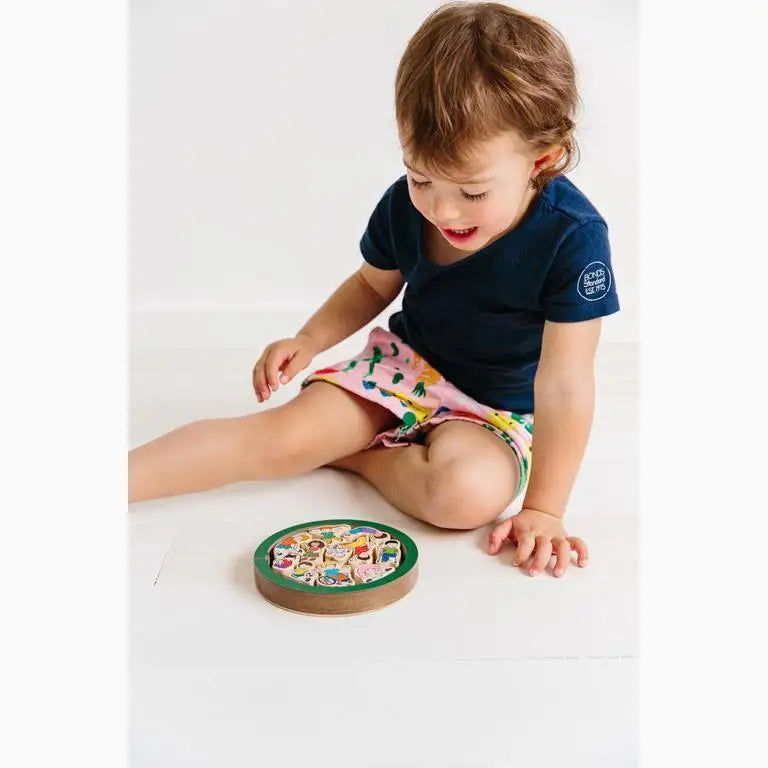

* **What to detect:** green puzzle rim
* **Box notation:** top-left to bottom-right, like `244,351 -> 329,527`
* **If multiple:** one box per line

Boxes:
254,518 -> 419,595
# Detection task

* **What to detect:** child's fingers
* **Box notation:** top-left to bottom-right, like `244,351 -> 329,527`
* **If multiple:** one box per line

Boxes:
265,347 -> 290,391
529,536 -> 552,575
488,518 -> 513,554
514,532 -> 536,566
253,352 -> 275,402
518,553 -> 535,572
254,363 -> 270,402
280,349 -> 312,385
567,536 -> 589,566
251,360 -> 261,399
552,537 -> 571,577
252,358 -> 267,401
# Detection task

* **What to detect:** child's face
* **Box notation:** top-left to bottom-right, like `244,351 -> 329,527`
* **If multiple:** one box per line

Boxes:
401,130 -> 546,252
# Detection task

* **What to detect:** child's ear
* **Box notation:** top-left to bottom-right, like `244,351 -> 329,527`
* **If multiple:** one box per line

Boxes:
533,145 -> 565,174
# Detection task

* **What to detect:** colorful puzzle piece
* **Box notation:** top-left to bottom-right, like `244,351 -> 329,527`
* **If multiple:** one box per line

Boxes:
353,562 -> 396,584
377,540 -> 401,567
272,553 -> 299,576
297,548 -> 323,565
316,565 -> 354,587
302,538 -> 326,555
273,544 -> 301,559
289,561 -> 318,585
324,543 -> 354,564
348,526 -> 378,535
309,524 -> 350,540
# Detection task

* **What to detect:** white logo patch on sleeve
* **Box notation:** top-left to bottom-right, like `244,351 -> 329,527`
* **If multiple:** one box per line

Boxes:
577,261 -> 611,301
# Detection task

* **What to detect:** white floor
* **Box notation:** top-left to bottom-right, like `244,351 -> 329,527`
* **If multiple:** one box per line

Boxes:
130,326 -> 637,767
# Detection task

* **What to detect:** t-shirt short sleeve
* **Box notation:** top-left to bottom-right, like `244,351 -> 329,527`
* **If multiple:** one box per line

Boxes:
359,184 -> 398,270
542,220 -> 620,322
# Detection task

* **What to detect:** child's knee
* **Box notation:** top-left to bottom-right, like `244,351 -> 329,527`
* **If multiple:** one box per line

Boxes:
422,458 -> 511,530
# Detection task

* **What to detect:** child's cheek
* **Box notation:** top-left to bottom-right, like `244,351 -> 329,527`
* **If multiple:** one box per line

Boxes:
474,205 -> 497,231
484,203 -> 517,232
409,192 -> 429,221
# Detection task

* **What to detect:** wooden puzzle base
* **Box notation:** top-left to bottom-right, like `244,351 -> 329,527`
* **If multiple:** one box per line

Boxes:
253,519 -> 419,615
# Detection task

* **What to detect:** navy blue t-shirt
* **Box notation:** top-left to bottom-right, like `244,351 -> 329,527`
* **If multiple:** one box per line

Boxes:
359,174 -> 620,413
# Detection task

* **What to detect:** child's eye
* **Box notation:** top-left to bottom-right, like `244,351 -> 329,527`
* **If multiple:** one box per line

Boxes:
410,179 -> 431,190
461,190 -> 488,201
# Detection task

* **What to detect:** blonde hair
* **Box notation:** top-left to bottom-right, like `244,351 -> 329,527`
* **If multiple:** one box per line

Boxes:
395,1 -> 581,192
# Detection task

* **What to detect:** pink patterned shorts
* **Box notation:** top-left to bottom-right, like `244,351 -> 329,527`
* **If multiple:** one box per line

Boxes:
302,327 -> 533,497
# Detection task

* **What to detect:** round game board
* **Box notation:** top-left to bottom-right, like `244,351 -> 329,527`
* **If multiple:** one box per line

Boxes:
253,519 -> 419,615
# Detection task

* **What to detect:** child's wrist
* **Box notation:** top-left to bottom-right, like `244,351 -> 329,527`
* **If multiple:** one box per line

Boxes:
296,330 -> 321,351
521,503 -> 565,520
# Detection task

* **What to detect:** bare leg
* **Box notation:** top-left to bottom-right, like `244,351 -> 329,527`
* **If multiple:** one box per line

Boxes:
129,382 -> 398,503
331,421 -> 521,529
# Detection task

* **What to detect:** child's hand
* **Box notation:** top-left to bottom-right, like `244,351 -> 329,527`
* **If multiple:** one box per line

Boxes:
487,508 -> 588,578
252,333 -> 319,403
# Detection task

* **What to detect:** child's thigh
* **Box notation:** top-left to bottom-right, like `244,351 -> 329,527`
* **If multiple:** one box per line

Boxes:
424,421 -> 521,523
256,381 -> 399,465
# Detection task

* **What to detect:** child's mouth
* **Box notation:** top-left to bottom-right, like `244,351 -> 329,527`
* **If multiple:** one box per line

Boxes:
442,226 -> 478,242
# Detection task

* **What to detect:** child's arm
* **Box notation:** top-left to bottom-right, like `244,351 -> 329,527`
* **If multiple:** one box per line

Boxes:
522,317 -> 601,517
298,263 -> 404,354
253,263 -> 403,401
488,318 -> 601,576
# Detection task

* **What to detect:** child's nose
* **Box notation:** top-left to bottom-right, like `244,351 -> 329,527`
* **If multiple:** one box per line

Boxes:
431,196 -> 461,223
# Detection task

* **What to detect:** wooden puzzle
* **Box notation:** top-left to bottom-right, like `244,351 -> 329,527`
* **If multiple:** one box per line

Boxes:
253,519 -> 419,615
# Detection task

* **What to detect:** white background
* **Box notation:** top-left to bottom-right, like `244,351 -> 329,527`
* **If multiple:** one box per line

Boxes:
131,0 -> 637,342
128,8 -> 640,764
3,0 -> 767,766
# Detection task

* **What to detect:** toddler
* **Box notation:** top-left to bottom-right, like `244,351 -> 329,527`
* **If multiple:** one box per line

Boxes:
129,2 -> 620,578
